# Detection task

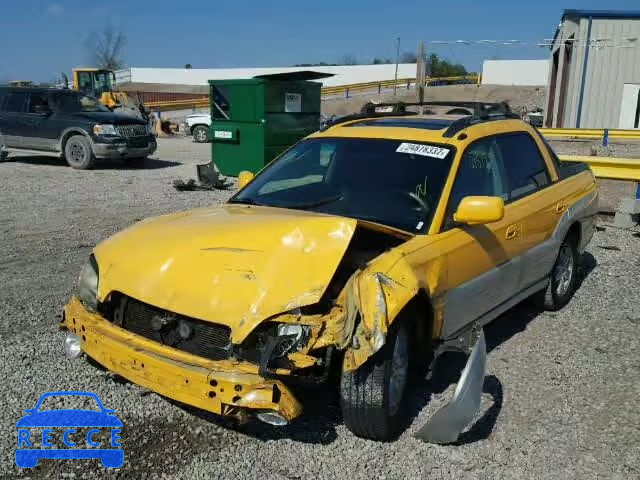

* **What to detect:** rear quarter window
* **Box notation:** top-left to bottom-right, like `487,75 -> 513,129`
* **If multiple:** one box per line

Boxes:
496,133 -> 550,200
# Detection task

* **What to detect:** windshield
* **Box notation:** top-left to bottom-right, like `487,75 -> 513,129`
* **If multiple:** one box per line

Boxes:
230,137 -> 454,233
50,92 -> 110,113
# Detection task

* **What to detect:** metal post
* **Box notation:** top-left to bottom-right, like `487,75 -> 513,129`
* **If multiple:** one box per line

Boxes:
394,36 -> 400,98
417,41 -> 426,106
636,182 -> 640,200
603,128 -> 609,147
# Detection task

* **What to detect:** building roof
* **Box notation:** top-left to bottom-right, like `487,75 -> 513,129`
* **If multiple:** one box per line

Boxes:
551,10 -> 640,48
562,9 -> 640,20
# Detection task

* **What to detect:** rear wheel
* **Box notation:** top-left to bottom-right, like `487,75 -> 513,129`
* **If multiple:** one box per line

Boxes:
64,135 -> 96,169
535,234 -> 579,310
192,125 -> 209,143
340,321 -> 410,441
0,150 -> 8,162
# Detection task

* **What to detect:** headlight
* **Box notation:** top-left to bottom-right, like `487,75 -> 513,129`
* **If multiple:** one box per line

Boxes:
93,124 -> 117,135
64,332 -> 82,359
146,123 -> 154,135
277,323 -> 305,343
78,254 -> 99,310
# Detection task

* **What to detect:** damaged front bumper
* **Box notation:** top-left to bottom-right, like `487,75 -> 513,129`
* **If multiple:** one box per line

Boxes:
62,297 -> 302,423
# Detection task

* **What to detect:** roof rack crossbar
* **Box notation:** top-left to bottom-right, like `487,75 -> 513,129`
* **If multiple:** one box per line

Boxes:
321,100 -> 519,132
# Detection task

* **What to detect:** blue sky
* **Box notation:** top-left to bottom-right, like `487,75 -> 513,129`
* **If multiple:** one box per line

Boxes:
1,0 -> 640,81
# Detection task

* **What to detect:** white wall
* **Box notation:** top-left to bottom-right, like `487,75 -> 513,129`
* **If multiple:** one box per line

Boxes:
115,64 -> 418,87
481,60 -> 550,86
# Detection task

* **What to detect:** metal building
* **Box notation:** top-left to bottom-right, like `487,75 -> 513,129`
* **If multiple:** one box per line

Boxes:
544,10 -> 640,129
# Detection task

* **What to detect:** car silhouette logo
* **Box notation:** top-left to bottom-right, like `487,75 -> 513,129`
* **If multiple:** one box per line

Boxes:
15,391 -> 124,468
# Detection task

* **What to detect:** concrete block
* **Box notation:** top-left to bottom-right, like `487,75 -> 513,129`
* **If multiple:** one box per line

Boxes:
613,212 -> 639,228
618,198 -> 640,214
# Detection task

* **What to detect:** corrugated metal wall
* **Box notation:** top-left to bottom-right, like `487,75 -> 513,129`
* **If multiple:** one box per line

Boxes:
545,15 -> 640,128
578,18 -> 640,128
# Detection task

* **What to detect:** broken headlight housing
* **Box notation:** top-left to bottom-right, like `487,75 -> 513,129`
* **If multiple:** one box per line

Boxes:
236,321 -> 310,372
78,254 -> 99,310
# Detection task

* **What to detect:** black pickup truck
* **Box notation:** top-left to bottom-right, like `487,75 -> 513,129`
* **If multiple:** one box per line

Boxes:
0,86 -> 157,169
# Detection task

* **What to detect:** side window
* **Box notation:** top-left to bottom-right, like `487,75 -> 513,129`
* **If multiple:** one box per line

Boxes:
27,93 -> 49,113
444,138 -> 508,229
5,92 -> 28,113
496,133 -> 550,200
0,91 -> 6,111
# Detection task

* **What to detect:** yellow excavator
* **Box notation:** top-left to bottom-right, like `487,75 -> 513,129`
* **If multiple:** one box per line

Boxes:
63,68 -> 148,121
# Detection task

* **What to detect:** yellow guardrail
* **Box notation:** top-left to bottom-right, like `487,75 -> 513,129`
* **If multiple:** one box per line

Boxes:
540,128 -> 640,140
145,98 -> 209,109
321,75 -> 480,97
558,155 -> 640,181
144,75 -> 481,110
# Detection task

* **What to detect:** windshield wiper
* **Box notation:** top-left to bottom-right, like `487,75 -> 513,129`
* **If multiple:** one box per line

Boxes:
278,193 -> 344,210
227,198 -> 267,206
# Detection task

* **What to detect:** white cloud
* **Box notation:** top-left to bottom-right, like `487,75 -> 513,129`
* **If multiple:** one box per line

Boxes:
47,4 -> 65,16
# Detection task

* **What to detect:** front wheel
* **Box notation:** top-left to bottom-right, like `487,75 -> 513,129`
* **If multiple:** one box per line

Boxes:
0,150 -> 8,162
192,125 -> 209,143
64,135 -> 96,169
340,321 -> 410,441
535,234 -> 579,310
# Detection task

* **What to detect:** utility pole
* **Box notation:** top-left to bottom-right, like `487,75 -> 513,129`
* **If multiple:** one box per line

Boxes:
416,41 -> 426,106
393,36 -> 400,98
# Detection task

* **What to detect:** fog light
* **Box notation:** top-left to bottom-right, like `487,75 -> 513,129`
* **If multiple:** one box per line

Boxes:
64,332 -> 82,359
255,411 -> 288,426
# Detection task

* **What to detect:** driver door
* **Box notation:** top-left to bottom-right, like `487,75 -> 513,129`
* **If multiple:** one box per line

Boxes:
437,137 -> 523,338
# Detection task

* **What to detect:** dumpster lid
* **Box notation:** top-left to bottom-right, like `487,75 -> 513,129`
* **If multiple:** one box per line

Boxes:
252,71 -> 335,81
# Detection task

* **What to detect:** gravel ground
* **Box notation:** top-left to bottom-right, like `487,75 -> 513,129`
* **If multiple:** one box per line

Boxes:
1,137 -> 639,479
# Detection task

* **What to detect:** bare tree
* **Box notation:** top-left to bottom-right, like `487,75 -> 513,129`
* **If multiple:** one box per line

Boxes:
339,54 -> 359,66
400,51 -> 418,63
90,25 -> 127,70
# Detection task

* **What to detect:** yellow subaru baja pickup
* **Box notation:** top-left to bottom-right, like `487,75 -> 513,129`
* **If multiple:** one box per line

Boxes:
62,103 -> 598,442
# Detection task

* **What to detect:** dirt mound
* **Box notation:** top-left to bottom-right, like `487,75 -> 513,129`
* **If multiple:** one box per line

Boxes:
321,84 -> 547,116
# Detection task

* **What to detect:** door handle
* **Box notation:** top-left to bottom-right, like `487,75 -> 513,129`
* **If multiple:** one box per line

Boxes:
555,201 -> 567,214
505,224 -> 520,240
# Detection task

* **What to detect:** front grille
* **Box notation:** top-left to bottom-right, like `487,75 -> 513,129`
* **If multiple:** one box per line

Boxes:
116,124 -> 147,137
118,296 -> 232,361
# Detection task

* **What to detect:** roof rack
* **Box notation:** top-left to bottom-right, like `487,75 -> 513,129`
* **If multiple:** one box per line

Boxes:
321,100 -> 520,132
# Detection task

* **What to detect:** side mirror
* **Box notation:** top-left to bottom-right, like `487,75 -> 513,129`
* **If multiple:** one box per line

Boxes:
33,105 -> 51,115
454,196 -> 504,225
237,171 -> 254,190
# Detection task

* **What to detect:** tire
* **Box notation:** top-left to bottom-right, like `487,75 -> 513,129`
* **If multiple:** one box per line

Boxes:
535,234 -> 579,310
0,151 -> 8,162
340,321 -> 410,441
64,135 -> 96,169
192,125 -> 210,143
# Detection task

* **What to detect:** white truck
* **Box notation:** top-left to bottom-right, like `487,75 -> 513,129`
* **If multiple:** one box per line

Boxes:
181,113 -> 211,143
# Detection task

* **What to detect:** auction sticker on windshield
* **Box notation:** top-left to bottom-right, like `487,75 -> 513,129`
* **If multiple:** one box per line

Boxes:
396,143 -> 450,159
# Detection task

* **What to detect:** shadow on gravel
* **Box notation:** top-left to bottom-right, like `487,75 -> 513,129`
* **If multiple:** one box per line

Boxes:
6,155 -> 181,170
455,375 -> 503,445
402,252 -> 597,444
183,385 -> 341,445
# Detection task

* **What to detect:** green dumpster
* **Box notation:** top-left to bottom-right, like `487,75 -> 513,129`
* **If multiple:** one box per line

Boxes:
209,71 -> 332,177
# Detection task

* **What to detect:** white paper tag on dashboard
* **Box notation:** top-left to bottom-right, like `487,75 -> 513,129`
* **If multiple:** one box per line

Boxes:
396,143 -> 450,159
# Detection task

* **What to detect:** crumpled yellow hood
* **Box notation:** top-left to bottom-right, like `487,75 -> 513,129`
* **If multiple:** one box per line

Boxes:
95,205 -> 357,342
